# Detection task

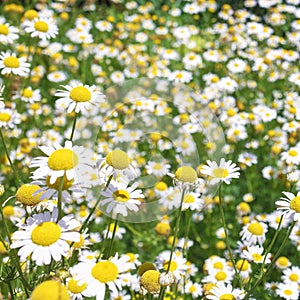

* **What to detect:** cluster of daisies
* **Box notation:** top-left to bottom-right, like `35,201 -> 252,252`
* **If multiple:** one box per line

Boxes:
1,0 -> 300,299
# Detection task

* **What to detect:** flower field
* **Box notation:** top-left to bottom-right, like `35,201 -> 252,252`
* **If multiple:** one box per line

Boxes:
1,0 -> 300,299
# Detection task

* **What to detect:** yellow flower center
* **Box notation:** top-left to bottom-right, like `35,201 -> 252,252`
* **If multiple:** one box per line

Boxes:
288,149 -> 298,157
0,24 -> 9,35
284,290 -> 293,296
252,253 -> 263,262
155,181 -> 168,191
155,222 -> 170,235
46,175 -> 74,190
22,88 -> 33,98
31,280 -> 70,300
212,168 -> 229,178
106,149 -> 129,170
24,9 -> 38,20
91,261 -> 119,283
277,256 -> 289,268
175,166 -> 197,183
219,294 -> 236,300
34,20 -> 49,32
247,222 -> 264,236
3,205 -> 14,217
48,149 -> 78,170
236,259 -> 250,272
189,285 -> 197,293
0,241 -> 7,254
31,222 -> 61,246
153,163 -> 162,170
290,196 -> 300,213
72,234 -> 85,249
215,271 -> 227,281
16,184 -> 44,206
140,270 -> 161,294
113,190 -> 130,202
163,260 -> 178,272
67,278 -> 87,293
69,86 -> 91,102
126,252 -> 136,262
213,262 -> 224,269
4,56 -> 20,68
289,274 -> 299,282
0,112 -> 11,122
184,194 -> 195,203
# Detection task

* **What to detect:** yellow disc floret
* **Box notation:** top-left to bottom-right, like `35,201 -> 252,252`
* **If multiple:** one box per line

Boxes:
175,166 -> 197,183
70,86 -> 91,102
212,168 -> 229,178
290,196 -> 300,213
140,270 -> 161,294
247,222 -> 264,236
48,149 -> 78,170
106,149 -> 129,170
31,222 -> 61,246
91,261 -> 119,283
16,184 -> 43,206
113,190 -> 130,202
219,294 -> 236,300
0,24 -> 9,35
34,20 -> 49,32
67,277 -> 87,294
30,280 -> 70,300
4,56 -> 20,68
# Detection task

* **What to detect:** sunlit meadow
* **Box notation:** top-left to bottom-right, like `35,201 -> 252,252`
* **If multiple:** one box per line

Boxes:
1,0 -> 300,299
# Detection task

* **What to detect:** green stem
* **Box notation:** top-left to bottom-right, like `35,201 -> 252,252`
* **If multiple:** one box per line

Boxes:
57,176 -> 64,222
124,223 -> 143,238
218,184 -> 240,281
158,188 -> 186,300
7,281 -> 15,300
69,113 -> 78,142
183,209 -> 192,259
0,203 -> 30,297
244,220 -> 296,299
79,175 -> 113,234
0,129 -> 21,187
105,214 -> 119,259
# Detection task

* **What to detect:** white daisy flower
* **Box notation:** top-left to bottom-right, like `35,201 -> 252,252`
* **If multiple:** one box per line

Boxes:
100,179 -> 144,217
206,282 -> 245,300
10,208 -> 80,266
145,161 -> 171,177
0,51 -> 30,76
23,17 -> 58,40
240,220 -> 268,246
276,282 -> 299,300
0,22 -> 19,44
96,149 -> 137,182
30,140 -> 95,184
72,253 -> 132,300
55,82 -> 105,114
200,158 -> 240,185
276,191 -> 300,222
282,266 -> 300,285
242,245 -> 271,264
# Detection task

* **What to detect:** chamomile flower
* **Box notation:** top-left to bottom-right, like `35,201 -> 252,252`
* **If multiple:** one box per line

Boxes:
24,17 -> 58,40
168,166 -> 202,191
203,268 -> 234,284
0,51 -> 30,76
96,149 -> 137,182
0,22 -> 19,44
240,220 -> 268,245
30,140 -> 95,184
242,245 -> 271,264
10,208 -> 80,266
145,161 -> 171,177
282,266 -> 300,284
72,253 -> 132,300
276,191 -> 300,222
276,282 -> 299,300
100,179 -> 144,217
32,174 -> 85,203
206,282 -> 245,300
200,158 -> 240,185
13,86 -> 41,103
30,280 -> 70,300
185,281 -> 203,298
55,82 -> 105,114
